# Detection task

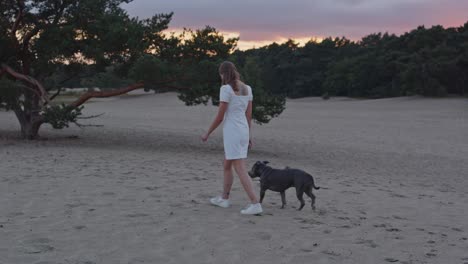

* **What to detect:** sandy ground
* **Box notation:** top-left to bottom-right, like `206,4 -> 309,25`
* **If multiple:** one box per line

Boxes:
1,92 -> 468,264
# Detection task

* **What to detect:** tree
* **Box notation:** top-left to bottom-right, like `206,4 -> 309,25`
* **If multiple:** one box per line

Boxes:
227,22 -> 468,99
0,0 -> 285,139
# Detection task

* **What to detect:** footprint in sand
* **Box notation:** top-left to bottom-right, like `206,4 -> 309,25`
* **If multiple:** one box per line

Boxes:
73,261 -> 96,264
150,193 -> 162,198
169,203 -> 185,208
255,232 -> 272,241
389,193 -> 407,198
126,213 -> 149,218
321,250 -> 341,257
373,223 -> 387,228
341,190 -> 360,195
21,238 -> 54,254
316,208 -> 327,216
392,215 -> 408,220
425,249 -> 438,258
65,203 -> 88,209
294,217 -> 323,226
7,212 -> 24,218
355,239 -> 378,248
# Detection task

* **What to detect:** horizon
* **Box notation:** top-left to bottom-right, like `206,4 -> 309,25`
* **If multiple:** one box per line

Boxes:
122,0 -> 468,50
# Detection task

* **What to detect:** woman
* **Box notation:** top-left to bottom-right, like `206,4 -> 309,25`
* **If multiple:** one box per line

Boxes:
201,61 -> 263,215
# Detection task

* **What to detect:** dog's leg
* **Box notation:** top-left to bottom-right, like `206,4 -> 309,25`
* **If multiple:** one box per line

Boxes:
305,187 -> 316,211
260,187 -> 266,203
280,191 -> 286,209
296,189 -> 305,211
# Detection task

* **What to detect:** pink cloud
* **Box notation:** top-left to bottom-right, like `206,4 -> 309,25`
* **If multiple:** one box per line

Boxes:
123,0 -> 468,42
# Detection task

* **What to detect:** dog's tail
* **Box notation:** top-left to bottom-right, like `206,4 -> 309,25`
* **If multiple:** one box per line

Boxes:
311,178 -> 320,190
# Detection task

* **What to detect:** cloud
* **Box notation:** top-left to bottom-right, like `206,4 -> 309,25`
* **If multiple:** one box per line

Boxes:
122,0 -> 468,42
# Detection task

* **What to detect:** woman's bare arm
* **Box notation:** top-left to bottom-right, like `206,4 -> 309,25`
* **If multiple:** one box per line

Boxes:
246,101 -> 253,130
202,102 -> 228,141
246,101 -> 253,148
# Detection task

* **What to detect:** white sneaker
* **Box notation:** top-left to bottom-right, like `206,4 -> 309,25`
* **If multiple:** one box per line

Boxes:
210,196 -> 230,208
240,203 -> 263,215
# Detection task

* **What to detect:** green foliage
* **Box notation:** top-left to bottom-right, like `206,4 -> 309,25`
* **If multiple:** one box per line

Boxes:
250,88 -> 286,124
177,60 -> 220,106
237,56 -> 285,124
0,77 -> 22,110
233,23 -> 468,98
129,55 -> 176,90
43,104 -> 83,129
80,66 -> 133,89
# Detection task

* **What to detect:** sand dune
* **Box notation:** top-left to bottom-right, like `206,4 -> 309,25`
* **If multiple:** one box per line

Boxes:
1,92 -> 467,264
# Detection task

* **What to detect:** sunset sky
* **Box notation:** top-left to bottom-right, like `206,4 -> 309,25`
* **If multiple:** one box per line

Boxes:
122,0 -> 468,50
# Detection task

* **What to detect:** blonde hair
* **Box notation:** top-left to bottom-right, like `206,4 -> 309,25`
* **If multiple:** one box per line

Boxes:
219,61 -> 248,95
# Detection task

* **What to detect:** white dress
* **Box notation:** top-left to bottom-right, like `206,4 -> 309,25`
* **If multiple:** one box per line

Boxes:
219,84 -> 253,160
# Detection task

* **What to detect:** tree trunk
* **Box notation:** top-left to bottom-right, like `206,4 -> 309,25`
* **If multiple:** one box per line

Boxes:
20,120 -> 42,139
14,108 -> 43,140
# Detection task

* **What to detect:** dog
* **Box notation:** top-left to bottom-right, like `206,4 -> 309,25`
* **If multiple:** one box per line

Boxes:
248,161 -> 320,210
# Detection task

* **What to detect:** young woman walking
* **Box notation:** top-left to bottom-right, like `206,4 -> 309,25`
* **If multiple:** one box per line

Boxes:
201,61 -> 262,215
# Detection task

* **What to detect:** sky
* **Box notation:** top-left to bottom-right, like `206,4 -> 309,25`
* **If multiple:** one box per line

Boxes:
122,0 -> 468,50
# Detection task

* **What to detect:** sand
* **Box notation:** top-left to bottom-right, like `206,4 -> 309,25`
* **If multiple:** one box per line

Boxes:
1,92 -> 468,264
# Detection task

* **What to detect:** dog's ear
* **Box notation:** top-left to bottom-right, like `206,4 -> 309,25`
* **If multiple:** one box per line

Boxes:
262,161 -> 270,164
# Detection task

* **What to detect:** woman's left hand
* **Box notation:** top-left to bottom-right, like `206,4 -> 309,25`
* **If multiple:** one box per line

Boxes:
201,133 -> 209,142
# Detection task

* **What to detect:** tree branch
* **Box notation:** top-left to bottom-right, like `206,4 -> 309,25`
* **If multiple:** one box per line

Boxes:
73,122 -> 104,128
51,1 -> 66,26
49,70 -> 97,101
49,86 -> 63,101
0,64 -> 50,104
11,0 -> 25,44
160,84 -> 193,90
22,26 -> 41,51
77,113 -> 105,119
69,82 -> 145,107
68,79 -> 193,108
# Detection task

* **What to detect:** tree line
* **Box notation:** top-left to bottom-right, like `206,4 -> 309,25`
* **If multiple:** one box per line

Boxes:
232,22 -> 468,98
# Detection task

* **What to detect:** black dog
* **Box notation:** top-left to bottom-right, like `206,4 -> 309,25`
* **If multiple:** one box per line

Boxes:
248,161 -> 320,210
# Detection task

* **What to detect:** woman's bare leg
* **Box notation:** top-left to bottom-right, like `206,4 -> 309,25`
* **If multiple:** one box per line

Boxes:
232,159 -> 259,203
222,159 -> 234,199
